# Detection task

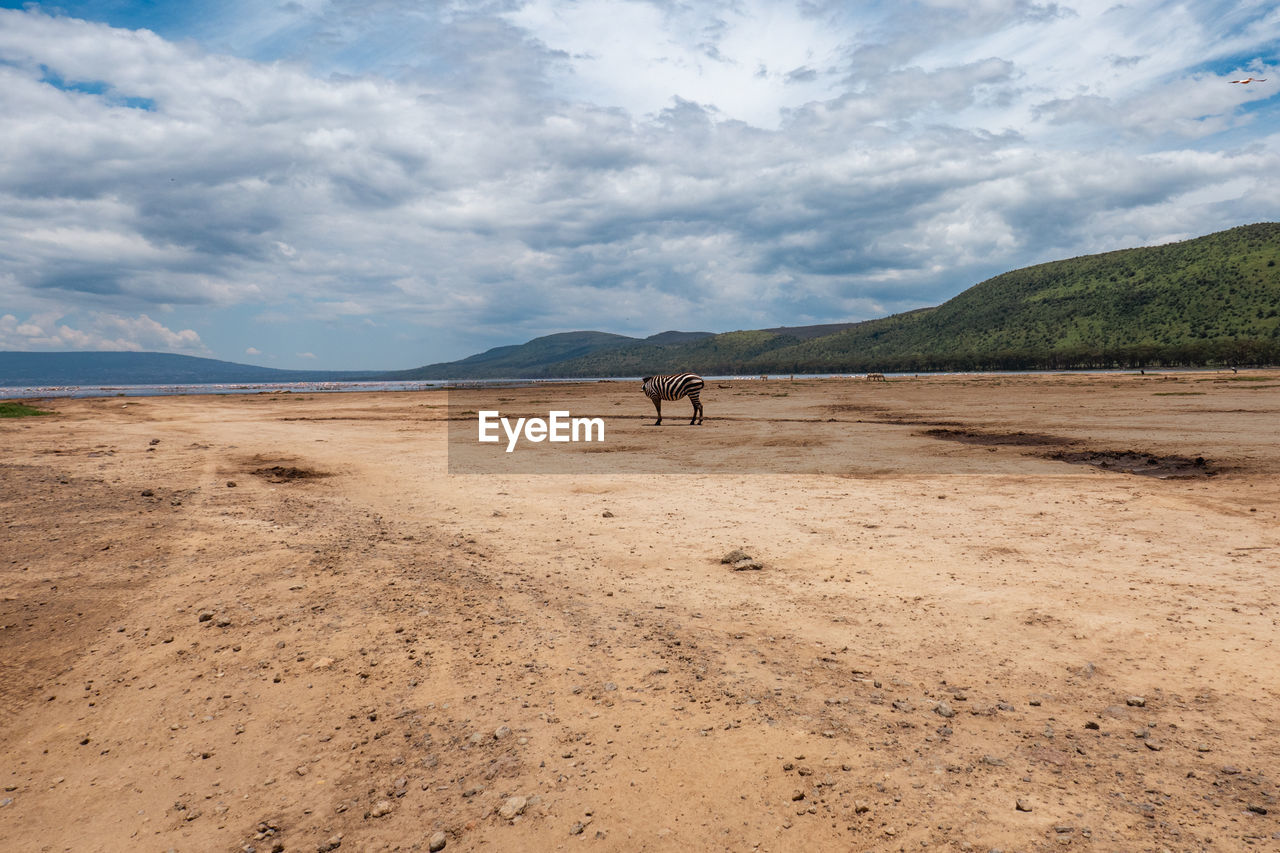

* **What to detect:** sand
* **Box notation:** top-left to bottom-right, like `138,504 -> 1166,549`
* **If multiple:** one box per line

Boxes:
1,371 -> 1278,852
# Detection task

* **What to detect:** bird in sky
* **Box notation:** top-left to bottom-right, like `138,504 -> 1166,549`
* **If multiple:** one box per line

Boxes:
1229,77 -> 1267,84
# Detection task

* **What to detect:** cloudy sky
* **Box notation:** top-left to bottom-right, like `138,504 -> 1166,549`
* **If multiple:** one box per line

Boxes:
0,1 -> 1276,368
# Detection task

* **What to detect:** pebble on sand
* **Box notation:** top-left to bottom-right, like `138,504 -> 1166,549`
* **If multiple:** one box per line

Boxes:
498,795 -> 528,820
720,548 -> 753,564
1126,696 -> 1146,707
369,800 -> 393,818
428,830 -> 447,851
1016,799 -> 1033,812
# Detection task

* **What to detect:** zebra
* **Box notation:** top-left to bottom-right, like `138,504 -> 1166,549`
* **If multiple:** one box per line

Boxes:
641,373 -> 705,425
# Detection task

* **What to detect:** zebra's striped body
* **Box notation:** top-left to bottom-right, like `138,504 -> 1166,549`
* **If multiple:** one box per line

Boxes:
641,373 -> 704,425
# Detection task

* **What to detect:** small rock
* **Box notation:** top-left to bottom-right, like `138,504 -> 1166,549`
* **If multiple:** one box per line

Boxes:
141,489 -> 154,497
796,766 -> 812,777
891,700 -> 914,713
226,481 -> 237,488
1126,696 -> 1146,707
312,657 -> 335,670
570,822 -> 585,835
317,834 -> 343,852
934,701 -> 955,718
720,548 -> 753,564
1016,799 -> 1032,812
494,725 -> 512,740
790,789 -> 805,801
1145,740 -> 1163,751
981,755 -> 1005,767
369,800 -> 393,818
197,611 -> 214,623
732,559 -> 763,571
498,795 -> 527,820
428,830 -> 447,851
1084,721 -> 1100,730
1221,765 -> 1241,775
149,438 -> 160,445
853,800 -> 870,814
215,616 -> 232,628
601,511 -> 614,518
1246,804 -> 1268,815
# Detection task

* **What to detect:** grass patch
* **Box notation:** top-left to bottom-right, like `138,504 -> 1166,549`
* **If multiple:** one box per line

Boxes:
0,401 -> 54,418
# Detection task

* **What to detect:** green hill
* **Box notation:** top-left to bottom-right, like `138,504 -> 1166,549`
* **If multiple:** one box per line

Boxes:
387,331 -> 639,379
752,222 -> 1280,372
391,330 -> 715,379
516,222 -> 1280,376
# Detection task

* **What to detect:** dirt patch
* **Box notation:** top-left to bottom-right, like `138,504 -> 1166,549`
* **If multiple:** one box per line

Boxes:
1046,450 -> 1214,478
761,437 -> 827,447
252,465 -> 328,482
875,418 -> 965,426
924,428 -> 1074,446
3,376 -> 1279,853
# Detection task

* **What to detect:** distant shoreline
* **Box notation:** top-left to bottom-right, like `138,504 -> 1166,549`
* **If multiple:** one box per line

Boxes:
4,367 -> 1271,400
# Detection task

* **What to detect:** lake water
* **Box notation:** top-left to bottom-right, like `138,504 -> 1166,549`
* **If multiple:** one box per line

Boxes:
2,374 -> 889,399
3,369 -> 1206,399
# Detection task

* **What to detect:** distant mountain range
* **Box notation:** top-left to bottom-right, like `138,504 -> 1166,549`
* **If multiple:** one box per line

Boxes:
0,351 -> 382,386
397,222 -> 1280,376
380,323 -> 865,380
4,223 -> 1278,387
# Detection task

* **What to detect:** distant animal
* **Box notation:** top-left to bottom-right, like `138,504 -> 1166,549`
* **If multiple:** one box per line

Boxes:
641,373 -> 705,425
1230,77 -> 1267,84
866,373 -> 886,382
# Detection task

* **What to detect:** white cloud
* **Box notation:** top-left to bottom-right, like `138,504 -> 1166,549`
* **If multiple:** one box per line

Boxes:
0,4 -> 1276,364
246,346 -> 262,355
0,310 -> 205,353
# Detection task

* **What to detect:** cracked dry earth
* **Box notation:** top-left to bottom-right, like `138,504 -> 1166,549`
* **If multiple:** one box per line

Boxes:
1,371 -> 1279,853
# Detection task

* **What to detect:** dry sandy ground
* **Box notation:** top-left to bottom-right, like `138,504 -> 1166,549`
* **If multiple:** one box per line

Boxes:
1,372 -> 1278,853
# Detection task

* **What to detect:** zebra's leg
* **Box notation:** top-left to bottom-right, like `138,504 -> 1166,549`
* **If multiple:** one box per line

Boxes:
689,396 -> 699,425
651,397 -> 662,426
695,397 -> 704,424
